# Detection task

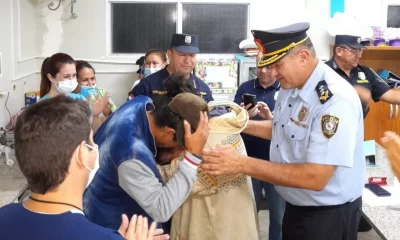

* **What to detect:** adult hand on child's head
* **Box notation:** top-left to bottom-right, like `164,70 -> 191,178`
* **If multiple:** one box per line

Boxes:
184,111 -> 209,156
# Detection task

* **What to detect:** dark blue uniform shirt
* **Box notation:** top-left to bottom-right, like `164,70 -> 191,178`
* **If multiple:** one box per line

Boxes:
325,58 -> 390,118
234,78 -> 280,160
130,67 -> 213,102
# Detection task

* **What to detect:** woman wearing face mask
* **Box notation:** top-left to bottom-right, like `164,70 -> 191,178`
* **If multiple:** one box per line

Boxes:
40,53 -> 85,100
0,95 -> 169,240
75,60 -> 117,117
132,49 -> 167,88
40,53 -> 109,133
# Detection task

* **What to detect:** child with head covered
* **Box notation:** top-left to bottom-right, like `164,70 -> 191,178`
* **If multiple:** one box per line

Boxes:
157,73 -> 259,240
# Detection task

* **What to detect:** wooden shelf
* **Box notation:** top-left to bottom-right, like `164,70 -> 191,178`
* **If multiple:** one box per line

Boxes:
329,45 -> 400,51
363,46 -> 400,51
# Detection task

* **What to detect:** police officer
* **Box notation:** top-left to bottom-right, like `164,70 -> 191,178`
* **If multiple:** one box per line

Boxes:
201,22 -> 365,240
326,35 -> 400,118
327,35 -> 400,232
130,34 -> 213,102
234,52 -> 285,240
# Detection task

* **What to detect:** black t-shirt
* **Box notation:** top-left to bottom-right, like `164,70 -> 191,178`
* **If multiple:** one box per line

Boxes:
326,58 -> 390,118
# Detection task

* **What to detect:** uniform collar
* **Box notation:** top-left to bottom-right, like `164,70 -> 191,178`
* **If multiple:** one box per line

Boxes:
298,61 -> 325,103
326,57 -> 360,76
254,78 -> 280,89
164,64 -> 197,87
325,57 -> 338,70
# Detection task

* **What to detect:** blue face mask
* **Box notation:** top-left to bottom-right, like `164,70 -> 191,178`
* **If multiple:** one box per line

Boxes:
143,67 -> 162,77
80,85 -> 96,98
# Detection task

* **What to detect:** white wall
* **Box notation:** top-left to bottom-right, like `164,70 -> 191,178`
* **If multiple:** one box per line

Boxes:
346,0 -> 400,27
305,0 -> 331,60
0,0 -> 40,128
1,0 -> 393,128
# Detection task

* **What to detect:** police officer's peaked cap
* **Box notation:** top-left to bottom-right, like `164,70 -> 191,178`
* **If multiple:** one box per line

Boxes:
251,22 -> 310,67
170,33 -> 200,54
335,35 -> 366,49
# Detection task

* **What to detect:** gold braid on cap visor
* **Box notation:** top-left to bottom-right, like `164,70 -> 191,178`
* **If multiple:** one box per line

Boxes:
257,36 -> 309,67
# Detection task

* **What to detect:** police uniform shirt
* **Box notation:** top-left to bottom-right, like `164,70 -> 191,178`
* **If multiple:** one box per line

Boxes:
234,79 -> 280,160
326,58 -> 390,117
270,61 -> 365,206
130,66 -> 214,102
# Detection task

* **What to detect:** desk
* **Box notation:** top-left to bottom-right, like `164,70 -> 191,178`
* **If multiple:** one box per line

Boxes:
363,144 -> 400,240
0,163 -> 28,207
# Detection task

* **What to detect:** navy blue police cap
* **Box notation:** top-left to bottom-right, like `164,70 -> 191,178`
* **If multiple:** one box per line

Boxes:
335,35 -> 365,49
251,22 -> 310,67
170,33 -> 200,54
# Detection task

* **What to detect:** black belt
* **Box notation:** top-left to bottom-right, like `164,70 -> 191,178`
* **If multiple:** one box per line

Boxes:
286,197 -> 362,212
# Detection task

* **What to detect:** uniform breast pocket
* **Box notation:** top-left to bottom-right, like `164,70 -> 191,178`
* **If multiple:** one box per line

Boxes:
284,121 -> 308,162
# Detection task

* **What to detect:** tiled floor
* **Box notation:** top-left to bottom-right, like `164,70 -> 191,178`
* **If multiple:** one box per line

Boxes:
258,210 -> 382,240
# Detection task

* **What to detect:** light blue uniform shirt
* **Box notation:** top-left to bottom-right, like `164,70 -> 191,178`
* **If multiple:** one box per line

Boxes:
270,61 -> 365,206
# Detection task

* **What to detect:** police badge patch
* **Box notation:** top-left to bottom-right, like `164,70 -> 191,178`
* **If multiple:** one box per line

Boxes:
185,36 -> 191,44
321,115 -> 339,139
298,106 -> 308,122
358,71 -> 366,80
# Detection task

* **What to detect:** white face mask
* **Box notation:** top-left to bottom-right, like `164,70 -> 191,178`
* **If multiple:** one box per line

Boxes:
54,79 -> 78,94
76,143 -> 99,187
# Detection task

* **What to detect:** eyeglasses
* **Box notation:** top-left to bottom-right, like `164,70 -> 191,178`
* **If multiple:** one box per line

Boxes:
339,47 -> 363,55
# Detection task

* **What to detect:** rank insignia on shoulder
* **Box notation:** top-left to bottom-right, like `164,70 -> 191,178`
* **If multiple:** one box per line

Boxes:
315,80 -> 333,104
321,115 -> 339,139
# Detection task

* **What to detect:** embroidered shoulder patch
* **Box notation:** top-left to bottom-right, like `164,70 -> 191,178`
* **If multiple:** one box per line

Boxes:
315,80 -> 333,104
321,115 -> 339,139
152,90 -> 167,95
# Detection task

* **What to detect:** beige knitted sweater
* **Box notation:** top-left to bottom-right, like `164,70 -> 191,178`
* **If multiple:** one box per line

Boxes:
158,101 -> 259,240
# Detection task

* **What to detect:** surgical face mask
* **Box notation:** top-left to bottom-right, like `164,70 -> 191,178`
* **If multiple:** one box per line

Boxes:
76,143 -> 99,187
54,79 -> 78,94
80,85 -> 96,98
85,144 -> 99,187
143,67 -> 162,77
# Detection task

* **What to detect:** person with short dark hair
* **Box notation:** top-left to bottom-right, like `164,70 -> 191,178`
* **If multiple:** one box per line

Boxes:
326,35 -> 400,232
136,56 -> 146,80
157,72 -> 258,240
326,35 -> 400,119
202,22 -> 365,240
129,34 -> 213,102
83,80 -> 210,231
0,95 -> 168,240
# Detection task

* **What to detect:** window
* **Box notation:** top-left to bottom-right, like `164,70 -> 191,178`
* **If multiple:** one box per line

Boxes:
110,1 -> 249,54
387,5 -> 400,28
111,3 -> 177,53
182,4 -> 248,53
